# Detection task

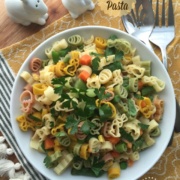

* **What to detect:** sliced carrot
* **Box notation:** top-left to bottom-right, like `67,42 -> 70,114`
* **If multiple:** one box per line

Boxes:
110,151 -> 120,158
127,159 -> 134,167
105,136 -> 120,145
138,80 -> 144,90
122,139 -> 132,149
140,100 -> 147,108
78,71 -> 90,82
79,54 -> 92,65
44,136 -> 54,150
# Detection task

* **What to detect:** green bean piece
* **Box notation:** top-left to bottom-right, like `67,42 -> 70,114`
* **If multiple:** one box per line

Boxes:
58,47 -> 71,57
74,79 -> 87,91
115,142 -> 127,153
62,54 -> 71,64
86,88 -> 96,97
52,51 -> 60,64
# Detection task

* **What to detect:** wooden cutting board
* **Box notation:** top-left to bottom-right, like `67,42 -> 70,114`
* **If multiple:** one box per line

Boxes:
0,0 -> 68,49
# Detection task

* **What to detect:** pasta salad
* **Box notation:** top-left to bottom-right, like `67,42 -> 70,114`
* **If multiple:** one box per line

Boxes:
16,34 -> 165,179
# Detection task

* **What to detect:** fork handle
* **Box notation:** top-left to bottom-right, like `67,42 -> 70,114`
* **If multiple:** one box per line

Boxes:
160,46 -> 168,69
142,38 -> 154,52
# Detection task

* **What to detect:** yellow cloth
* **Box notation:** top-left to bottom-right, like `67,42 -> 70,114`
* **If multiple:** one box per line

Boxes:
1,0 -> 180,179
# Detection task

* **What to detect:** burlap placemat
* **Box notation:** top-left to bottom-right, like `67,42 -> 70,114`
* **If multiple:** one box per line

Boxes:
1,1 -> 180,179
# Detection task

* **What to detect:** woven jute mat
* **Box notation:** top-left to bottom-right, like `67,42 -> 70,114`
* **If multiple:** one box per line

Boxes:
1,0 -> 180,179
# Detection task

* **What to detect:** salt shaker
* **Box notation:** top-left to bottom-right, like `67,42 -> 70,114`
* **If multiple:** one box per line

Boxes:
62,0 -> 95,19
5,0 -> 49,26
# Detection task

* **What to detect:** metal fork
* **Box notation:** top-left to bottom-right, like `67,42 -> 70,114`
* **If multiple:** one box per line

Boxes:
149,0 -> 180,133
122,0 -> 154,51
149,0 -> 175,69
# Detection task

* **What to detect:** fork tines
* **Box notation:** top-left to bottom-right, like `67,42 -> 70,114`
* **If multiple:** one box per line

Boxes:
155,0 -> 174,27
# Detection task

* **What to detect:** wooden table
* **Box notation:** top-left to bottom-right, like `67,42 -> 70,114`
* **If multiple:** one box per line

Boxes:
0,0 -> 68,49
0,1 -> 67,179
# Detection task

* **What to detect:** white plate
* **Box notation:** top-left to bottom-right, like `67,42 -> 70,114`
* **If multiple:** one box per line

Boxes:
10,26 -> 176,180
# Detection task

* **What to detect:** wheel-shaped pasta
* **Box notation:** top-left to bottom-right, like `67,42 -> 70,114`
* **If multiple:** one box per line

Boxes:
98,55 -> 115,70
39,67 -> 55,86
90,118 -> 104,135
53,150 -> 73,175
125,64 -> 145,78
32,126 -> 50,142
114,84 -> 128,99
68,35 -> 83,46
29,58 -> 42,72
129,78 -> 138,92
83,43 -> 97,54
54,61 -> 66,77
142,76 -> 165,92
84,35 -> 94,45
128,151 -> 139,161
99,69 -> 113,84
153,95 -> 164,122
94,36 -> 107,49
77,65 -> 92,75
52,39 -> 68,51
54,98 -> 77,112
86,74 -> 101,89
57,131 -> 71,147
123,120 -> 141,140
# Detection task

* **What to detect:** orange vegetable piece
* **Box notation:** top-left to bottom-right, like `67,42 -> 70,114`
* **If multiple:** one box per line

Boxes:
128,159 -> 134,167
78,71 -> 90,82
105,136 -> 120,145
122,139 -> 132,149
79,54 -> 92,65
110,151 -> 120,158
140,100 -> 147,108
44,136 -> 54,150
138,80 -> 144,90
